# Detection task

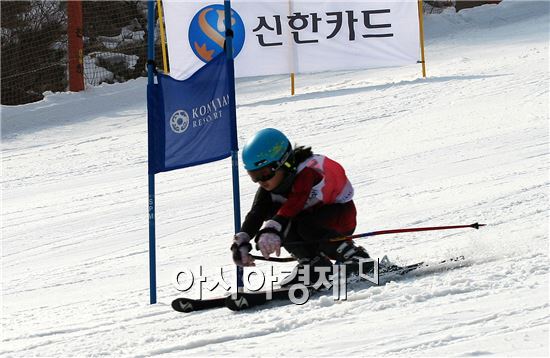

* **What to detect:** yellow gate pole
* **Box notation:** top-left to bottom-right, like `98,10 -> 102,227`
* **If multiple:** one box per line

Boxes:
157,0 -> 169,73
417,0 -> 427,78
289,0 -> 296,95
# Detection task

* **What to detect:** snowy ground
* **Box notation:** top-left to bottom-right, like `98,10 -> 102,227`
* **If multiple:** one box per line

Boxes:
2,1 -> 549,357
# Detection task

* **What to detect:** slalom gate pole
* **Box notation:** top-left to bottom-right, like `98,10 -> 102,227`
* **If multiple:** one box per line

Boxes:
223,0 -> 244,288
146,0 -> 157,304
250,222 -> 485,262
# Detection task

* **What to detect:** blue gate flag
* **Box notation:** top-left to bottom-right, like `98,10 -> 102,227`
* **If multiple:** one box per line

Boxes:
147,53 -> 237,174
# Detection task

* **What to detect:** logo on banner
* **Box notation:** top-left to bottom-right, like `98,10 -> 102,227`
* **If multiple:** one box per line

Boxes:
188,4 -> 245,63
170,110 -> 190,133
190,94 -> 230,129
170,95 -> 231,135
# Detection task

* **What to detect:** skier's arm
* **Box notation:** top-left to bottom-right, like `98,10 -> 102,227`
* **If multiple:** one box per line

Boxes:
241,188 -> 274,238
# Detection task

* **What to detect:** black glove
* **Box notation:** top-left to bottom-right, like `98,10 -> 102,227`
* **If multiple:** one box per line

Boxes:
231,232 -> 255,267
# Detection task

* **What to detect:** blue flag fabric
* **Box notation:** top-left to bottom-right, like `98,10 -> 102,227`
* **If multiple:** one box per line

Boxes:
147,54 -> 237,174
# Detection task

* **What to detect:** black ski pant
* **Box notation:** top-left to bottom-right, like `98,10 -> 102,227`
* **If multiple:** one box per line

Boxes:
281,202 -> 356,260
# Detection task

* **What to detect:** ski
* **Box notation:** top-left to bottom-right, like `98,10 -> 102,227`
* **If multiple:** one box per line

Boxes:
171,296 -> 226,313
171,256 -> 465,313
224,260 -> 426,311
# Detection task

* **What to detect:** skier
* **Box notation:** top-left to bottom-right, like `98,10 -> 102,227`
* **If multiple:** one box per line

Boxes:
231,128 -> 372,284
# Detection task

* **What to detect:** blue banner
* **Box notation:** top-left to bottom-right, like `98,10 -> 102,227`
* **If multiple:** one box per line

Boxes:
147,53 -> 237,174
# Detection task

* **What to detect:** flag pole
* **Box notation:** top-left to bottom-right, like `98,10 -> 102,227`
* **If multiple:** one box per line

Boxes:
146,0 -> 157,305
223,0 -> 244,287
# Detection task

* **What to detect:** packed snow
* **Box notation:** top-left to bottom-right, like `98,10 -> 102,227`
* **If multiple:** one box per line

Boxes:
1,1 -> 548,356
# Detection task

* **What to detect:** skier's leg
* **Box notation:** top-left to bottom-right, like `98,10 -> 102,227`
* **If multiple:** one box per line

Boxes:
278,220 -> 332,286
285,201 -> 373,276
287,201 -> 358,257
279,201 -> 371,284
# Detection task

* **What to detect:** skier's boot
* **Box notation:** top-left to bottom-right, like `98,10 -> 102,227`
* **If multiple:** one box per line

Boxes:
333,240 -> 374,277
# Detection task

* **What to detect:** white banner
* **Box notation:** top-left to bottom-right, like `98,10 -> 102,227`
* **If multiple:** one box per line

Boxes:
162,0 -> 421,80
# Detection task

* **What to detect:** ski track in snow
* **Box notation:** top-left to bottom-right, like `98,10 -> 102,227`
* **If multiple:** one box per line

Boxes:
1,2 -> 549,357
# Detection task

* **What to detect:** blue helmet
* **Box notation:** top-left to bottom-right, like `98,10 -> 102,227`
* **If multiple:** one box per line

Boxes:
242,128 -> 292,171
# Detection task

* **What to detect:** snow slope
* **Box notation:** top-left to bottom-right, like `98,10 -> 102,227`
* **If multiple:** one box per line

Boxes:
2,1 -> 549,356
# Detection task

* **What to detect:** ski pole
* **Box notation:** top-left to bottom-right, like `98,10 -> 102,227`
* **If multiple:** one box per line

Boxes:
283,222 -> 486,246
343,222 -> 485,241
250,255 -> 296,262
250,222 -> 485,262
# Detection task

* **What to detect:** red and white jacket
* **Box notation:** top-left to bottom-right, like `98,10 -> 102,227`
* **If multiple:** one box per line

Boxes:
271,154 -> 354,216
241,154 -> 355,238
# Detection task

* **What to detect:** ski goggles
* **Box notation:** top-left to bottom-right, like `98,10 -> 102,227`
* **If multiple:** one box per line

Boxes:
247,165 -> 277,183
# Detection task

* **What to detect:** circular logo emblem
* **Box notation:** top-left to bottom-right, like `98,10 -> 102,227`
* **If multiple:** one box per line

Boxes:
170,110 -> 190,133
188,5 -> 245,63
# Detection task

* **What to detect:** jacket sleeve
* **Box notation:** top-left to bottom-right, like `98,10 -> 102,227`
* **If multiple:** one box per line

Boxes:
241,187 -> 275,238
272,167 -> 322,228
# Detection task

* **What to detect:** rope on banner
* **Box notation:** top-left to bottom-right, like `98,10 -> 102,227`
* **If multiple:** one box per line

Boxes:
157,0 -> 169,73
